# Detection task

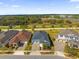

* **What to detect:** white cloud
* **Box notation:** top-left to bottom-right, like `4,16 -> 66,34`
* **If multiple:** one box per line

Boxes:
11,5 -> 20,8
70,0 -> 79,2
0,2 -> 3,5
75,5 -> 79,8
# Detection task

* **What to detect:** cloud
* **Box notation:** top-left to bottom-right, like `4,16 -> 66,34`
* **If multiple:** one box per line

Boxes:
0,2 -> 3,5
11,5 -> 20,8
70,0 -> 79,2
75,5 -> 79,8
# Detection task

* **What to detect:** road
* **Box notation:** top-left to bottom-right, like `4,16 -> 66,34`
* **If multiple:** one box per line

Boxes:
0,55 -> 69,59
1,27 -> 79,31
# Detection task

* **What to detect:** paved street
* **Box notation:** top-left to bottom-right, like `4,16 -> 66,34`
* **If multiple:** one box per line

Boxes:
1,27 -> 79,32
0,55 -> 69,59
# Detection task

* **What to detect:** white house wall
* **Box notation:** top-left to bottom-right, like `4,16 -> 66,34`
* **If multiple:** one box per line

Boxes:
57,35 -> 66,40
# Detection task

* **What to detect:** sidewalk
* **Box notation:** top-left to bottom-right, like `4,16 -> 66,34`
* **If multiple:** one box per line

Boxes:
13,51 -> 24,55
30,51 -> 41,55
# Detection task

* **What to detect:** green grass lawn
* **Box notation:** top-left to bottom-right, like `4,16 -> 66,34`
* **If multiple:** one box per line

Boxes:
0,26 -> 9,29
0,24 -> 79,30
64,44 -> 79,58
13,25 -> 21,29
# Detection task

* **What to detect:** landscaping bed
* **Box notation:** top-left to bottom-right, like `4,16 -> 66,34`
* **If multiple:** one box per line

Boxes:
40,51 -> 54,55
24,51 -> 30,55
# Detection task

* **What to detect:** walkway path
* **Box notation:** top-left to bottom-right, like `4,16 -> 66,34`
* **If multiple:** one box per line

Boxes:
54,51 -> 65,57
30,51 -> 41,55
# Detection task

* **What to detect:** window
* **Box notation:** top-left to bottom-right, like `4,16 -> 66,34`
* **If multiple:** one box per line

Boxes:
60,35 -> 63,37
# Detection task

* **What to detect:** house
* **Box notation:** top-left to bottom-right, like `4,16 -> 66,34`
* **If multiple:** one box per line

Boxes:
57,29 -> 79,48
32,31 -> 52,49
0,31 -> 5,40
0,31 -> 6,48
0,30 -> 19,47
57,29 -> 79,42
9,30 -> 31,47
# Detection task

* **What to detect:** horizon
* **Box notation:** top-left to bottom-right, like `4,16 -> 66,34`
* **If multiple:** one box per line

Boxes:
0,14 -> 79,16
0,0 -> 79,15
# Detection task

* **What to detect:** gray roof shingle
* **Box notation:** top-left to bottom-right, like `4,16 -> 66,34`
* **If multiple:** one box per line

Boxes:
0,30 -> 19,45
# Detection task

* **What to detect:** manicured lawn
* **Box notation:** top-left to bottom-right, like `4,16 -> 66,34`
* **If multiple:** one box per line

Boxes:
45,29 -> 60,38
0,47 -> 14,54
64,44 -> 79,58
13,25 -> 21,29
0,26 -> 9,29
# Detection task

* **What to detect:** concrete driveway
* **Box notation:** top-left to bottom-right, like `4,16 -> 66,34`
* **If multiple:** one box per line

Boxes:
30,43 -> 41,55
54,40 -> 65,52
54,40 -> 65,57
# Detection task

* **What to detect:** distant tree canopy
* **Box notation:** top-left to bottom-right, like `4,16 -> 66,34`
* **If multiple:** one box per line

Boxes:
53,15 -> 61,19
0,15 -> 45,26
72,15 -> 79,19
0,15 -> 78,26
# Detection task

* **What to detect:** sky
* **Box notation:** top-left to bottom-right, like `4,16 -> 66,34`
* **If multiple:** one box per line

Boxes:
0,0 -> 79,15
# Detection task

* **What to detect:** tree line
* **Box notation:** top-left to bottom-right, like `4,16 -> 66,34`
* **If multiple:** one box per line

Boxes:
0,15 -> 79,27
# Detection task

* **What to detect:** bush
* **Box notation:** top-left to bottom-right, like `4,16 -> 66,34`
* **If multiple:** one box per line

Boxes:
24,43 -> 32,51
64,44 -> 78,58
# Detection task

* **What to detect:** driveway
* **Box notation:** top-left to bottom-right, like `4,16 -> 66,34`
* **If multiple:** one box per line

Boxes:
30,43 -> 41,55
54,40 -> 65,56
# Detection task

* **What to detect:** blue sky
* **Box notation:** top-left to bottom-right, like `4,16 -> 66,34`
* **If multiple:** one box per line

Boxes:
0,0 -> 79,15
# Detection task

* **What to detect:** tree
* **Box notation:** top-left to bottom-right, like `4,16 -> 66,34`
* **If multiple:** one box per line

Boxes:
65,20 -> 72,24
51,20 -> 56,25
43,43 -> 50,50
56,20 -> 64,24
54,15 -> 61,19
9,24 -> 13,29
64,44 -> 78,57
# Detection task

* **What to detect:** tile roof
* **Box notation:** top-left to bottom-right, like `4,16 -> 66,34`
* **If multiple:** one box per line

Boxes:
9,30 -> 31,45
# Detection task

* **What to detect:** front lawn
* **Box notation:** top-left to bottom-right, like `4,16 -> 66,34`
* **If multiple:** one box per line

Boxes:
64,43 -> 79,58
